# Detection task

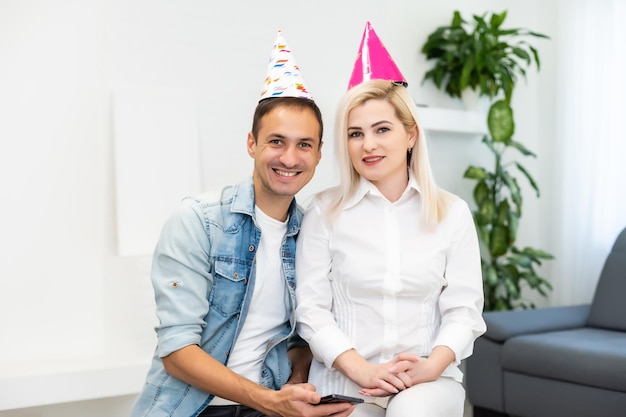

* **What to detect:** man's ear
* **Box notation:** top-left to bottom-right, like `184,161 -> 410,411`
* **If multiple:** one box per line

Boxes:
247,132 -> 256,158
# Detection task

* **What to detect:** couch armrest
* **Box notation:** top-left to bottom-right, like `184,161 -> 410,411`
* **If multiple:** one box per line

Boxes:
483,304 -> 591,342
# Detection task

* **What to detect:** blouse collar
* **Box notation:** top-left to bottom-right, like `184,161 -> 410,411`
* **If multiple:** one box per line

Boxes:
343,170 -> 421,210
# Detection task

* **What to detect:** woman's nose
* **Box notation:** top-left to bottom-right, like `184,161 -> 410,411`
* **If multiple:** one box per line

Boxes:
362,133 -> 377,152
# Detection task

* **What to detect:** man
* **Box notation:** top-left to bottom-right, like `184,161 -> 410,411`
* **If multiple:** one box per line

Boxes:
130,31 -> 355,417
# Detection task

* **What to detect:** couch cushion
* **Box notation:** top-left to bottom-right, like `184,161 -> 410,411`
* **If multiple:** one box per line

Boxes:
483,305 -> 589,342
502,327 -> 626,391
587,228 -> 626,331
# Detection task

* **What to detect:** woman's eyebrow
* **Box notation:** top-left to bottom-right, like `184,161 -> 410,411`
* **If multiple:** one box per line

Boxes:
371,120 -> 391,127
348,120 -> 391,130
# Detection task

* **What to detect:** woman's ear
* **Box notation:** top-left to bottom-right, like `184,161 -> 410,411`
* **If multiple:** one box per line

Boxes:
408,125 -> 419,149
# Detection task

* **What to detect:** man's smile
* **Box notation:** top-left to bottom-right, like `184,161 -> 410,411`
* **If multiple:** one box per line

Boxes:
274,169 -> 299,177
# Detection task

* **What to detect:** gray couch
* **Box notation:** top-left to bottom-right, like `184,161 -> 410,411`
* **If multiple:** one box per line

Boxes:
466,228 -> 626,417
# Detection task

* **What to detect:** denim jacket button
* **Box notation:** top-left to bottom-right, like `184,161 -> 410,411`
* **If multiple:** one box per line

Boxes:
248,245 -> 255,252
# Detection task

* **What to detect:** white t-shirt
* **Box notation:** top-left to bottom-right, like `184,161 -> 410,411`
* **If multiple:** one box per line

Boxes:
210,205 -> 289,405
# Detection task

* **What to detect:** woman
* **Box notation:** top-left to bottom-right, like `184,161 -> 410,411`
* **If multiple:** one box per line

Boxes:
295,76 -> 486,417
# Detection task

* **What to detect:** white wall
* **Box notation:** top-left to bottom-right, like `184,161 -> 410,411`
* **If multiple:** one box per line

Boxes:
0,0 -> 555,415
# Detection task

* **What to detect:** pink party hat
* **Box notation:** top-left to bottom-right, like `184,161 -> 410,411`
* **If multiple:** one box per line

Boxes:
347,22 -> 407,89
259,30 -> 313,101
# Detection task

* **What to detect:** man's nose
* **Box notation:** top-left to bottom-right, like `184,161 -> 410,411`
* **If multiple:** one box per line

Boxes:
279,145 -> 299,167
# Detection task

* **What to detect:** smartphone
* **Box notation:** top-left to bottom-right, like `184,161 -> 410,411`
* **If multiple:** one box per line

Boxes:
318,394 -> 364,405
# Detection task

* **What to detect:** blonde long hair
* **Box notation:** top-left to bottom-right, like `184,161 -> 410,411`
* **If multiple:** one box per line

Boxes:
327,79 -> 451,229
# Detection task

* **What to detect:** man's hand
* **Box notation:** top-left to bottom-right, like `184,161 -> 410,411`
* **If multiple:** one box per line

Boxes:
162,345 -> 354,416
286,346 -> 313,384
261,383 -> 356,417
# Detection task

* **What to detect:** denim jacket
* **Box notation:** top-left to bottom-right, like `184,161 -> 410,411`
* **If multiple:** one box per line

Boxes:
131,178 -> 303,417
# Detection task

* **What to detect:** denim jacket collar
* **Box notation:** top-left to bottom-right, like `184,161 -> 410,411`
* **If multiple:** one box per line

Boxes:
231,177 -> 303,238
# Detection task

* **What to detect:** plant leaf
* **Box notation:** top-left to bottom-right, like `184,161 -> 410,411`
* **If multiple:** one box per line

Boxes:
496,199 -> 510,224
473,180 -> 490,206
518,247 -> 555,259
529,45 -> 541,70
527,31 -> 550,39
478,196 -> 495,225
475,219 -> 490,245
452,10 -> 464,27
502,171 -> 522,214
485,264 -> 498,286
488,101 -> 515,142
490,11 -> 507,31
508,211 -> 519,243
464,166 -> 487,180
512,47 -> 531,64
490,224 -> 509,257
515,162 -> 540,197
508,253 -> 533,268
460,55 -> 475,92
508,140 -> 536,157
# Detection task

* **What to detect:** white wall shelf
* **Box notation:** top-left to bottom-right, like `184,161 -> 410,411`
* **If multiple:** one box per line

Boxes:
416,107 -> 487,135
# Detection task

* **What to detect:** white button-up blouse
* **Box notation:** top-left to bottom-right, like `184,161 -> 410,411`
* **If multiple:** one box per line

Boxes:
295,175 -> 486,395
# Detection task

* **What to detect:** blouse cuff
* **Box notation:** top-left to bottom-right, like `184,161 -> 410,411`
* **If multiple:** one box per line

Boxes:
433,322 -> 475,364
309,325 -> 354,369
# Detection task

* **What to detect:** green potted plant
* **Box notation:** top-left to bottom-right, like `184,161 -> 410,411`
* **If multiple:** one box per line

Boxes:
421,10 -> 552,310
421,10 -> 548,105
464,101 -> 553,311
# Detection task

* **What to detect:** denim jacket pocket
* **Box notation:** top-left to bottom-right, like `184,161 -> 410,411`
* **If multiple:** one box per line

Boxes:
211,257 -> 250,316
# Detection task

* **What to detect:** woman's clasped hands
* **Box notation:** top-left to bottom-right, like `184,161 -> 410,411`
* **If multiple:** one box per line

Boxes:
333,350 -> 424,398
358,352 -> 435,397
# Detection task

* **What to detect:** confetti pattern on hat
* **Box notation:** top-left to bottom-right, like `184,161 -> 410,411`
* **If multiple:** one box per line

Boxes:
347,22 -> 407,90
259,30 -> 313,101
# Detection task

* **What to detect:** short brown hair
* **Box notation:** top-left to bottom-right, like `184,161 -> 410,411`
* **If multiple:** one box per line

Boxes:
251,97 -> 323,146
